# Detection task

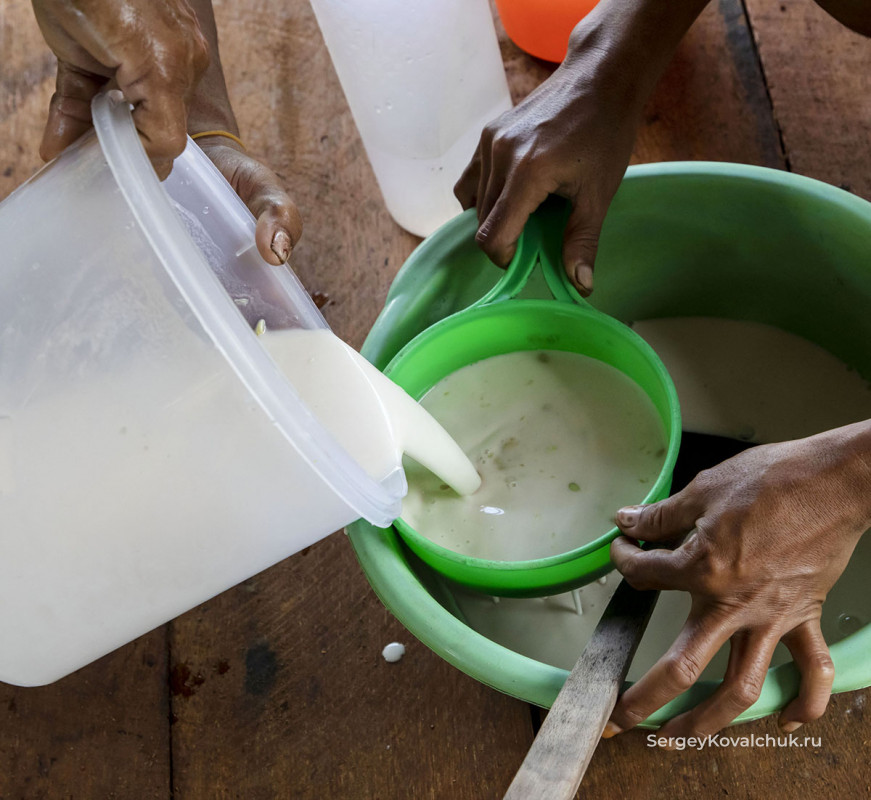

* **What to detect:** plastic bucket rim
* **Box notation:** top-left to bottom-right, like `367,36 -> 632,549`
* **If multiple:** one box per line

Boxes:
90,91 -> 403,526
384,296 -> 681,583
350,160 -> 871,722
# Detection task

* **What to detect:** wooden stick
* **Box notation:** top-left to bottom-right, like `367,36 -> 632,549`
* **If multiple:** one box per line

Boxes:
503,578 -> 659,800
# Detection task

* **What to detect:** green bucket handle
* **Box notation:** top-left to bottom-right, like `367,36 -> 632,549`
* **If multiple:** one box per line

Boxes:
471,198 -> 589,309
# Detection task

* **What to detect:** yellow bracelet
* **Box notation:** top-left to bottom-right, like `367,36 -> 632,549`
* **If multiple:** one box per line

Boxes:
190,130 -> 246,150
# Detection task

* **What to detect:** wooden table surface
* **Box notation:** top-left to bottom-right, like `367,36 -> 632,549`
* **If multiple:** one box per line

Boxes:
1,1 -> 870,797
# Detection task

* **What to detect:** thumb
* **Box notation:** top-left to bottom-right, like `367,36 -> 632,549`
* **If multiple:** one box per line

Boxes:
615,491 -> 702,543
199,141 -> 303,266
561,203 -> 604,297
40,62 -> 105,162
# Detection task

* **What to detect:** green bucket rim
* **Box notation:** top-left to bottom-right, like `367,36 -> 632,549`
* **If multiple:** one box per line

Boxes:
349,161 -> 871,725
384,296 -> 681,596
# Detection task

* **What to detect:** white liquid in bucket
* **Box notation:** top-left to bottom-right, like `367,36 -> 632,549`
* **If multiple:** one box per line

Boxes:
0,324 -> 478,686
260,328 -> 481,497
400,350 -> 667,561
451,318 -> 871,679
631,317 -> 871,443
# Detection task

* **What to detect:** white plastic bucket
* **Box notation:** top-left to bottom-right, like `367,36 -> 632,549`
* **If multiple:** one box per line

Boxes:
0,93 -> 404,686
308,0 -> 512,237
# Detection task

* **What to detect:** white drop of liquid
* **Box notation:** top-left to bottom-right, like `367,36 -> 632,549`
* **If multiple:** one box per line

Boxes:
381,642 -> 405,663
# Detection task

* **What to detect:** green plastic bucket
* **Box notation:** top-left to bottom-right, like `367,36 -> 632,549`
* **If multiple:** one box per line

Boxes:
383,214 -> 680,596
349,163 -> 871,726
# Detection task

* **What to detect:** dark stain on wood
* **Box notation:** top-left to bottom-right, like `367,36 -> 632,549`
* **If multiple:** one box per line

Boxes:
309,290 -> 331,309
0,51 -> 55,120
170,662 -> 206,699
245,642 -> 279,696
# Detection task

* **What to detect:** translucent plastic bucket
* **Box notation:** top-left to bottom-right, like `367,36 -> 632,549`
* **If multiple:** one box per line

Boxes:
0,93 -> 404,686
309,0 -> 512,237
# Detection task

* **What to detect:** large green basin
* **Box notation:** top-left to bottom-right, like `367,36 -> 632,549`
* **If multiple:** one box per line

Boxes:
348,162 -> 871,725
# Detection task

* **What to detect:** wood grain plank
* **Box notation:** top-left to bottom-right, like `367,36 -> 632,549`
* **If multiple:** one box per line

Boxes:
0,631 -> 171,800
632,0 -> 785,167
745,0 -> 871,199
0,1 -> 56,197
0,4 -> 172,799
569,690 -> 870,799
505,581 -> 659,800
169,535 -> 533,800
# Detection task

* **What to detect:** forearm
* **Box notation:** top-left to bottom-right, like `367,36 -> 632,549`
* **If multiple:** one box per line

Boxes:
564,0 -> 712,110
186,0 -> 239,135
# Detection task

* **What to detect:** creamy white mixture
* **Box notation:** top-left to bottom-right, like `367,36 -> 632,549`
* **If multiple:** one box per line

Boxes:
381,642 -> 406,663
450,318 -> 871,678
632,317 -> 871,443
260,328 -> 480,496
401,350 -> 667,561
0,325 -> 478,685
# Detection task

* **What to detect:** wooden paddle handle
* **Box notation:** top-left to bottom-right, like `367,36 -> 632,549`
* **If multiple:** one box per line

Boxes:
503,578 -> 659,800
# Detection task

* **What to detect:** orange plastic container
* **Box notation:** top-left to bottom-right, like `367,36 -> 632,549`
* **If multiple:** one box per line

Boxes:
494,0 -> 599,63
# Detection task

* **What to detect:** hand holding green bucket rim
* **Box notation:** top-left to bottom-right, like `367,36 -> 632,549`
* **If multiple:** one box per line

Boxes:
349,163 -> 871,725
382,205 -> 682,597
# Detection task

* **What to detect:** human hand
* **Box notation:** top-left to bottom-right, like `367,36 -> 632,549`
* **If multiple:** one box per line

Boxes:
455,0 -> 713,295
454,39 -> 639,297
193,138 -> 302,266
606,421 -> 871,741
33,0 -> 209,179
177,0 -> 302,266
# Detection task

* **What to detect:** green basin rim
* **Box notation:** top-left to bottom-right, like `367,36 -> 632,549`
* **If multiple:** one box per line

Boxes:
348,161 -> 871,726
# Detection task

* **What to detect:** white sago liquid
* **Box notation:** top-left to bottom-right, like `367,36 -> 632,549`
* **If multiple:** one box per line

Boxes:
400,350 -> 668,561
631,317 -> 871,443
451,318 -> 871,681
0,324 -> 478,685
260,328 -> 481,497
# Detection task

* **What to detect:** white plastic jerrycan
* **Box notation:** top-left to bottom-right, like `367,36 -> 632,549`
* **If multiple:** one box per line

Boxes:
0,93 -> 473,687
308,0 -> 513,237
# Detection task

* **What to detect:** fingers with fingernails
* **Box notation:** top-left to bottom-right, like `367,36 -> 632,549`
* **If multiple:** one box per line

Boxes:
195,140 -> 303,267
598,429 -> 871,743
454,44 -> 638,298
34,0 -> 209,180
